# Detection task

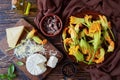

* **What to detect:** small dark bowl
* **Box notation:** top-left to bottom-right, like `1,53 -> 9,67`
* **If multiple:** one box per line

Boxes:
39,14 -> 63,37
61,62 -> 77,78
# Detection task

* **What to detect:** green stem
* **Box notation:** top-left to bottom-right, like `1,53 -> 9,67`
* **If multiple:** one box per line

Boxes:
109,28 -> 115,41
6,39 -> 26,51
88,50 -> 96,64
24,2 -> 31,15
74,52 -> 84,62
24,28 -> 29,33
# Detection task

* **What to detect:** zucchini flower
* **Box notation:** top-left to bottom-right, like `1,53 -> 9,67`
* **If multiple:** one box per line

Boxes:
69,45 -> 84,62
94,48 -> 105,64
80,30 -> 85,37
32,36 -> 47,45
79,39 -> 92,54
99,15 -> 108,30
63,38 -> 73,51
70,16 -> 85,25
62,27 -> 69,51
93,31 -> 101,51
68,26 -> 79,45
89,21 -> 101,33
104,31 -> 115,52
26,28 -> 36,39
84,15 -> 92,28
32,36 -> 42,44
88,21 -> 101,64
42,39 -> 48,45
64,38 -> 73,45
79,38 -> 93,62
74,24 -> 82,33
99,15 -> 115,40
108,41 -> 114,52
91,21 -> 101,51
62,27 -> 68,40
86,46 -> 94,62
83,28 -> 93,38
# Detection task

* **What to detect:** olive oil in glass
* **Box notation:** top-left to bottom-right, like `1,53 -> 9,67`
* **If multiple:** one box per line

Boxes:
12,0 -> 37,16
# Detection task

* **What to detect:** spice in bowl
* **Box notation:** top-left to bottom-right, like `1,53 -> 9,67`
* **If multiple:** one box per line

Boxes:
40,14 -> 62,37
62,62 -> 76,78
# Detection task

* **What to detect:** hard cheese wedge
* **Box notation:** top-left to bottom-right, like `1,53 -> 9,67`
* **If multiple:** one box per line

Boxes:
6,26 -> 24,48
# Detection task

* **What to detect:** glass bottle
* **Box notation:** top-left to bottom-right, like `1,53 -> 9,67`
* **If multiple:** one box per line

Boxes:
11,0 -> 37,16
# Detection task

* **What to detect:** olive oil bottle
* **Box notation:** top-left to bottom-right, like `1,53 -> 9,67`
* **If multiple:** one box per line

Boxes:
12,0 -> 37,16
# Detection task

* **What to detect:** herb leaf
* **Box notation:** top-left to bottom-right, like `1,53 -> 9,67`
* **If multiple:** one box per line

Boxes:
0,74 -> 8,79
9,73 -> 16,79
8,64 -> 15,75
0,64 -> 16,80
16,61 -> 24,66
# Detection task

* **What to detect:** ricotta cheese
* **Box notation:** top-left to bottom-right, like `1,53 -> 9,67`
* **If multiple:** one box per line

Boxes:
47,56 -> 58,68
26,54 -> 47,75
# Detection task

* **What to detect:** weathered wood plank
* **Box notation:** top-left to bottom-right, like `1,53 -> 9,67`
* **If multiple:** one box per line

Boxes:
0,0 -> 11,4
0,24 -> 16,32
0,4 -> 11,10
0,32 -> 5,40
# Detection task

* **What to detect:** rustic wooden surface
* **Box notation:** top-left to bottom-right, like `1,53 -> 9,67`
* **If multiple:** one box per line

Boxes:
0,0 -> 91,80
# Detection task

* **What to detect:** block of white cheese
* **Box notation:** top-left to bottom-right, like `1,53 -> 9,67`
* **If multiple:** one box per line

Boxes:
47,56 -> 58,68
26,54 -> 47,75
6,26 -> 24,48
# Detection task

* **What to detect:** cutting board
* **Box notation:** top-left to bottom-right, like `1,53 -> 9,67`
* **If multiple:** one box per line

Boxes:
0,19 -> 63,80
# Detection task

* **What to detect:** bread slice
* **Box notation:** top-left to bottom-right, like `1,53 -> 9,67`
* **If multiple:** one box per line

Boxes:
6,26 -> 24,48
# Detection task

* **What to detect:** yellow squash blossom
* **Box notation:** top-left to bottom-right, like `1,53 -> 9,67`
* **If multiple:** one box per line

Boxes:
68,26 -> 79,45
74,24 -> 82,33
88,21 -> 101,64
26,28 -> 36,39
94,48 -> 105,64
99,15 -> 115,40
69,45 -> 84,62
104,31 -> 115,52
32,36 -> 47,45
70,16 -> 85,25
84,15 -> 92,28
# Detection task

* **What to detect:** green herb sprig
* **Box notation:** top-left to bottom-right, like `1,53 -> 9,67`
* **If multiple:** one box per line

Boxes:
16,61 -> 24,66
0,64 -> 16,80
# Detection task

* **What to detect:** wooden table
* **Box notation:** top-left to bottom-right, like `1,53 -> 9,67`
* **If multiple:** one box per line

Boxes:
0,0 -> 91,80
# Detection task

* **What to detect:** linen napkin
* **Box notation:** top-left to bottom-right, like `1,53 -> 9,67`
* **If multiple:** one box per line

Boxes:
34,0 -> 120,80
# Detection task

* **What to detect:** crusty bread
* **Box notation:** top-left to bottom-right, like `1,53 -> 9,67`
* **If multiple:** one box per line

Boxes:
6,26 -> 24,48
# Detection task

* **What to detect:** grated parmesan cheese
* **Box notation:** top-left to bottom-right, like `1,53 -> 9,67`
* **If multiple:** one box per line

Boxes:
14,39 -> 45,59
